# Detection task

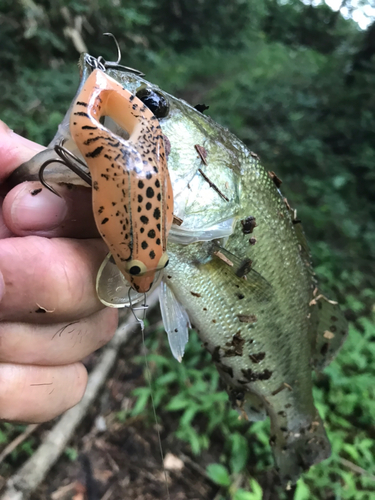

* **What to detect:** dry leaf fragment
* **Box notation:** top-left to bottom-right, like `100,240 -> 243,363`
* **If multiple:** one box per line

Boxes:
164,452 -> 184,471
173,215 -> 183,226
237,314 -> 257,323
268,170 -> 282,187
214,250 -> 233,267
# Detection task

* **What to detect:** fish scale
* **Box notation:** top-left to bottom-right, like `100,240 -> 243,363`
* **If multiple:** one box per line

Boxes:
157,98 -> 337,481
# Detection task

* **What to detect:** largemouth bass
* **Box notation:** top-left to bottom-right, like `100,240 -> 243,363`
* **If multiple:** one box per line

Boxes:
8,52 -> 348,485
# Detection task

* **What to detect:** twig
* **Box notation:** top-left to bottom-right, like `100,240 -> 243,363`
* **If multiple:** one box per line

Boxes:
339,457 -> 375,482
0,425 -> 40,464
1,292 -> 159,500
197,168 -> 229,202
50,482 -> 76,500
179,453 -> 213,483
100,484 -> 116,500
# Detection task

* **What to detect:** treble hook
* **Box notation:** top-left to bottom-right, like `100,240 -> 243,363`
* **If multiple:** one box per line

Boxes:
39,143 -> 92,197
39,158 -> 69,198
54,144 -> 92,186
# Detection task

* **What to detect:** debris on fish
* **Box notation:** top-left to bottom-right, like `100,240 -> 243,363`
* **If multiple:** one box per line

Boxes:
9,52 -> 348,485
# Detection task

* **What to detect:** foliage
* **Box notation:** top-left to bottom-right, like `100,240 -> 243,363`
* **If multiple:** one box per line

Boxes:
64,446 -> 79,461
207,464 -> 263,499
131,330 -> 252,458
0,423 -> 37,466
1,0 -> 375,498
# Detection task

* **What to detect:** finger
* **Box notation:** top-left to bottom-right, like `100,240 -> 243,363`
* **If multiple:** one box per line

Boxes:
0,307 -> 118,365
0,120 -> 44,182
0,197 -> 13,239
0,362 -> 87,423
3,181 -> 98,238
0,120 -> 98,239
0,236 -> 108,323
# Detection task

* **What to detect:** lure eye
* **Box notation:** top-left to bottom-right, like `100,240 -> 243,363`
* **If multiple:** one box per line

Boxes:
157,253 -> 169,271
126,260 -> 148,276
129,265 -> 141,276
136,87 -> 169,119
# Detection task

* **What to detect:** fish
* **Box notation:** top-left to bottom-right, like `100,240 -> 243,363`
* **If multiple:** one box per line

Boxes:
7,51 -> 348,485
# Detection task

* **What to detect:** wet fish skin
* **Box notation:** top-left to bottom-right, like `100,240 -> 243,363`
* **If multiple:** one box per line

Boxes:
131,74 -> 346,483
8,55 -> 348,484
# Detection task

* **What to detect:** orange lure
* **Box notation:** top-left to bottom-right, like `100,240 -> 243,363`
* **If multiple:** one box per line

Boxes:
70,69 -> 173,293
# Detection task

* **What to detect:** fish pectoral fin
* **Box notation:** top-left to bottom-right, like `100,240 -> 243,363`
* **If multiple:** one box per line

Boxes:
168,217 -> 235,245
159,280 -> 191,362
309,292 -> 348,371
212,244 -> 273,301
96,253 -> 144,308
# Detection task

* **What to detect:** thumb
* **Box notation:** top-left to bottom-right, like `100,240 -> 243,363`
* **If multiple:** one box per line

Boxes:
0,120 -> 44,183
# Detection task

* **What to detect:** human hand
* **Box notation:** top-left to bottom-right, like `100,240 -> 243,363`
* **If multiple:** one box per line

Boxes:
0,120 -> 118,422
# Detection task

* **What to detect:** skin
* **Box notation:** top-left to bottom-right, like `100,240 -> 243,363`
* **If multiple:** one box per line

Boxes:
0,119 -> 118,423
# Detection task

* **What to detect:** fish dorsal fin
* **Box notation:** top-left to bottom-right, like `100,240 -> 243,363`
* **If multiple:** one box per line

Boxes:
309,292 -> 348,371
159,280 -> 191,362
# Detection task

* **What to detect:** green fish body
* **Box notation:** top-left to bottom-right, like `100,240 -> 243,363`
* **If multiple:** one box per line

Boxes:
9,54 -> 348,484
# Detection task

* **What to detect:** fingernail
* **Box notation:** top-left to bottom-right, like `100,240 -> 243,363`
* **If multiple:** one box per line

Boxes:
11,185 -> 68,231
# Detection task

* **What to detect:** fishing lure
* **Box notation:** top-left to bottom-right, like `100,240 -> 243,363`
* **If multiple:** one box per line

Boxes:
69,68 -> 173,294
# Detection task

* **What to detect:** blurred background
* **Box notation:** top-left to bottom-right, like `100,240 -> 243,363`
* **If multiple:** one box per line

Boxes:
0,1 -> 375,499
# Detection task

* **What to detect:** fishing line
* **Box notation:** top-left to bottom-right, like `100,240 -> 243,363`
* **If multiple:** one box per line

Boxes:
128,291 -> 170,500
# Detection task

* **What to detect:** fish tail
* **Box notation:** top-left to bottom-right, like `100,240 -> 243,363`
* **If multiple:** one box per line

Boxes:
270,408 -> 331,485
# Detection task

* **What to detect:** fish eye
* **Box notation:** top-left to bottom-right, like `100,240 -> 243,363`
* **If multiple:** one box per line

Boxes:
126,260 -> 148,276
136,87 -> 169,119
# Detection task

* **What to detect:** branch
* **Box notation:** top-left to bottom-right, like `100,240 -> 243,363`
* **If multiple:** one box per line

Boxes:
339,457 -> 375,482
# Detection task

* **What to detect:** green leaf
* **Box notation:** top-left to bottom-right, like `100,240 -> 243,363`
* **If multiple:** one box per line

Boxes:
233,489 -> 256,500
64,447 -> 78,461
294,479 -> 311,500
206,463 -> 231,487
248,479 -> 263,499
229,433 -> 249,473
165,395 -> 190,411
131,387 -> 150,416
